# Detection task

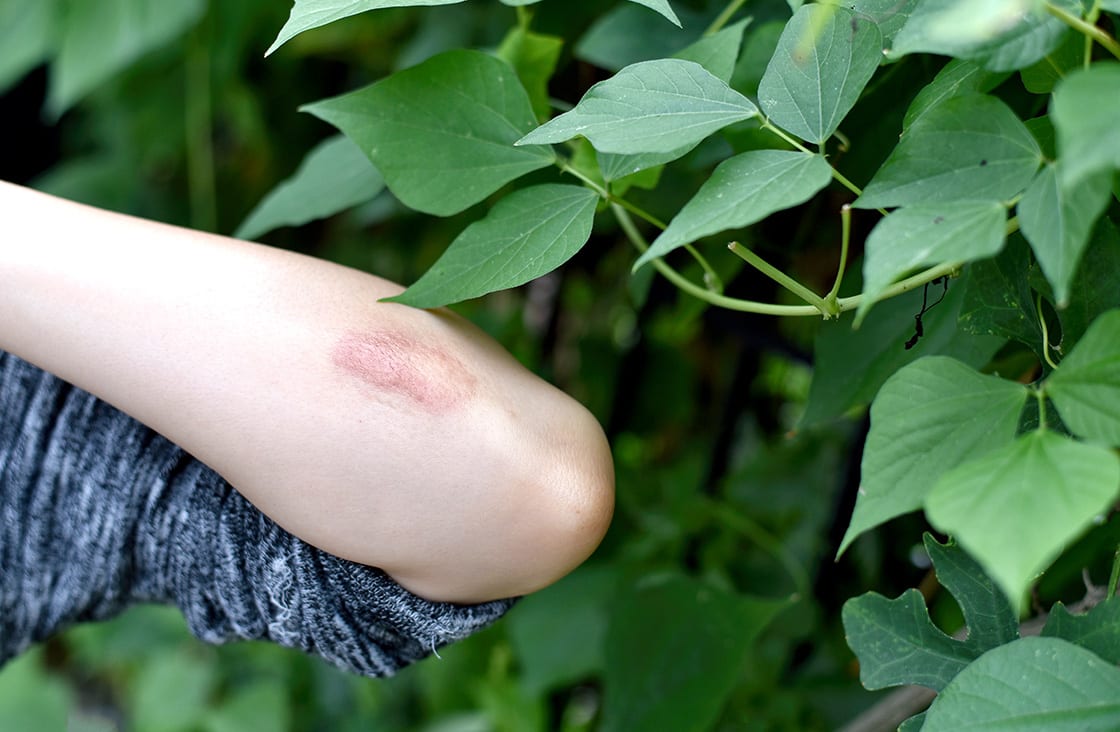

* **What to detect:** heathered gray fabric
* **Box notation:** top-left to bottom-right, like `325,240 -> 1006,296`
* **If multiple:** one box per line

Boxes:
0,351 -> 513,676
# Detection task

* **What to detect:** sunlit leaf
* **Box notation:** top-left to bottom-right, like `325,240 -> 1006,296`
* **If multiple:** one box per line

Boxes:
235,135 -> 384,240
517,59 -> 758,154
757,4 -> 884,144
386,184 -> 598,308
840,357 -> 1027,555
1046,310 -> 1120,446
635,150 -> 831,269
267,0 -> 465,56
303,50 -> 554,216
1018,162 -> 1112,307
858,200 -> 1007,320
923,637 -> 1120,731
855,94 -> 1041,209
926,430 -> 1120,610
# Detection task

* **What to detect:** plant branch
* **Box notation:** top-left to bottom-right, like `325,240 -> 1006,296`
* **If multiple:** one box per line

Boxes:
1045,0 -> 1120,60
705,0 -> 749,36
1037,292 -> 1060,371
728,242 -> 833,315
825,204 -> 852,307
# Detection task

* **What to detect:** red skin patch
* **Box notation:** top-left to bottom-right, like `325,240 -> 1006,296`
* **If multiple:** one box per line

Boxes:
330,330 -> 475,413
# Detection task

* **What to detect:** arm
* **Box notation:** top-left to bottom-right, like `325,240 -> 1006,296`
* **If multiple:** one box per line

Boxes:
0,180 -> 614,604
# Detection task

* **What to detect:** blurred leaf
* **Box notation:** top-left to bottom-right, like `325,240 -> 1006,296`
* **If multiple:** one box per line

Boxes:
1020,30 -> 1082,94
855,94 -> 1041,209
48,0 -> 206,115
303,50 -> 554,216
858,201 -> 1007,320
802,270 -> 1004,425
625,0 -> 681,26
496,27 -> 564,120
1053,217 -> 1120,353
1052,63 -> 1120,188
902,58 -> 1009,131
923,637 -> 1120,731
757,4 -> 884,144
235,135 -> 384,240
387,184 -> 598,307
1018,163 -> 1112,307
203,681 -> 290,732
1043,599 -> 1120,665
821,0 -> 920,43
889,0 -> 1075,71
843,534 -> 1016,692
130,648 -> 219,732
926,430 -> 1120,610
507,565 -> 616,695
0,0 -> 58,94
574,3 -> 712,72
267,0 -> 465,55
1046,309 -> 1120,446
0,651 -> 72,732
840,357 -> 1027,555
517,59 -> 758,154
636,150 -> 831,269
601,575 -> 786,732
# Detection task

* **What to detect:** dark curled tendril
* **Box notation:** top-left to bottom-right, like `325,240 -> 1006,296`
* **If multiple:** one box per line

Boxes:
904,276 -> 949,350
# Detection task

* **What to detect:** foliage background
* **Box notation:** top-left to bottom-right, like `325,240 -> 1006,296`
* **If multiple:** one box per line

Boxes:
1,0 -> 1119,730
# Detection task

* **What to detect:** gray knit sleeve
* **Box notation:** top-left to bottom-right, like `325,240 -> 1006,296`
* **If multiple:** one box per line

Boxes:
0,351 -> 514,676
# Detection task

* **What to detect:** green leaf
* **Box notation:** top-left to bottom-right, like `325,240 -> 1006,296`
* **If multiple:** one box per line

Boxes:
601,575 -> 786,732
48,0 -> 206,115
507,565 -> 615,694
855,94 -> 1041,209
1043,599 -> 1120,665
889,0 -> 1074,72
821,0 -> 921,44
858,201 -> 1007,320
574,3 -> 706,73
624,0 -> 681,27
839,357 -> 1028,555
235,135 -> 384,240
0,651 -> 72,732
496,26 -> 564,120
1018,163 -> 1113,307
1020,30 -> 1083,94
386,184 -> 598,308
1046,310 -> 1120,446
958,235 -> 1045,356
926,430 -> 1120,610
267,0 -> 466,55
1052,63 -> 1120,188
673,18 -> 750,84
302,50 -> 554,217
924,534 -> 1018,652
757,4 -> 884,144
1052,217 -> 1120,353
516,59 -> 758,154
802,270 -> 1004,426
0,0 -> 58,94
634,150 -> 832,269
898,714 -> 925,732
842,589 -> 976,691
902,59 -> 1009,132
202,681 -> 290,732
130,649 -> 219,732
923,637 -> 1120,732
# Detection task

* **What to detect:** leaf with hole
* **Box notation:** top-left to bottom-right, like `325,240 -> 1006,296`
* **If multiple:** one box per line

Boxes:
517,59 -> 758,154
302,50 -> 554,217
839,357 -> 1027,555
1046,310 -> 1120,447
855,94 -> 1041,209
1043,599 -> 1120,665
757,4 -> 884,144
385,184 -> 598,308
634,150 -> 831,270
923,637 -> 1120,732
235,135 -> 384,240
926,430 -> 1120,611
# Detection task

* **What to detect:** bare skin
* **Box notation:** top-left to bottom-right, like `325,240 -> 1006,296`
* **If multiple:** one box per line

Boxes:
0,180 -> 614,604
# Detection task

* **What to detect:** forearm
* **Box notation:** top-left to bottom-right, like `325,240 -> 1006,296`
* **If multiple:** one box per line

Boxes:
0,180 -> 614,603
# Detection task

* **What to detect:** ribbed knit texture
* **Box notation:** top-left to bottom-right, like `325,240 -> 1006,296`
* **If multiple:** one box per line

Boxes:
0,351 -> 513,676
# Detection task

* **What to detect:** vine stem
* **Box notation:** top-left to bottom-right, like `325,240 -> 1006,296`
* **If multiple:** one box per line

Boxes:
728,242 -> 832,314
705,0 -> 749,36
761,122 -> 866,199
1109,544 -> 1120,598
825,204 -> 852,308
1046,0 -> 1120,60
1037,292 -> 1061,371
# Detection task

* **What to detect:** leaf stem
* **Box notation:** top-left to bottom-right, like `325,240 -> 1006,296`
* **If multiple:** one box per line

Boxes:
825,204 -> 852,308
728,242 -> 833,315
705,0 -> 749,36
1109,544 -> 1120,598
761,121 -> 866,198
1037,292 -> 1061,371
1045,0 -> 1120,60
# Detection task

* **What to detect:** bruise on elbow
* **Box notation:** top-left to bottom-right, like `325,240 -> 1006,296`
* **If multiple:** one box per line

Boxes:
330,329 -> 476,412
